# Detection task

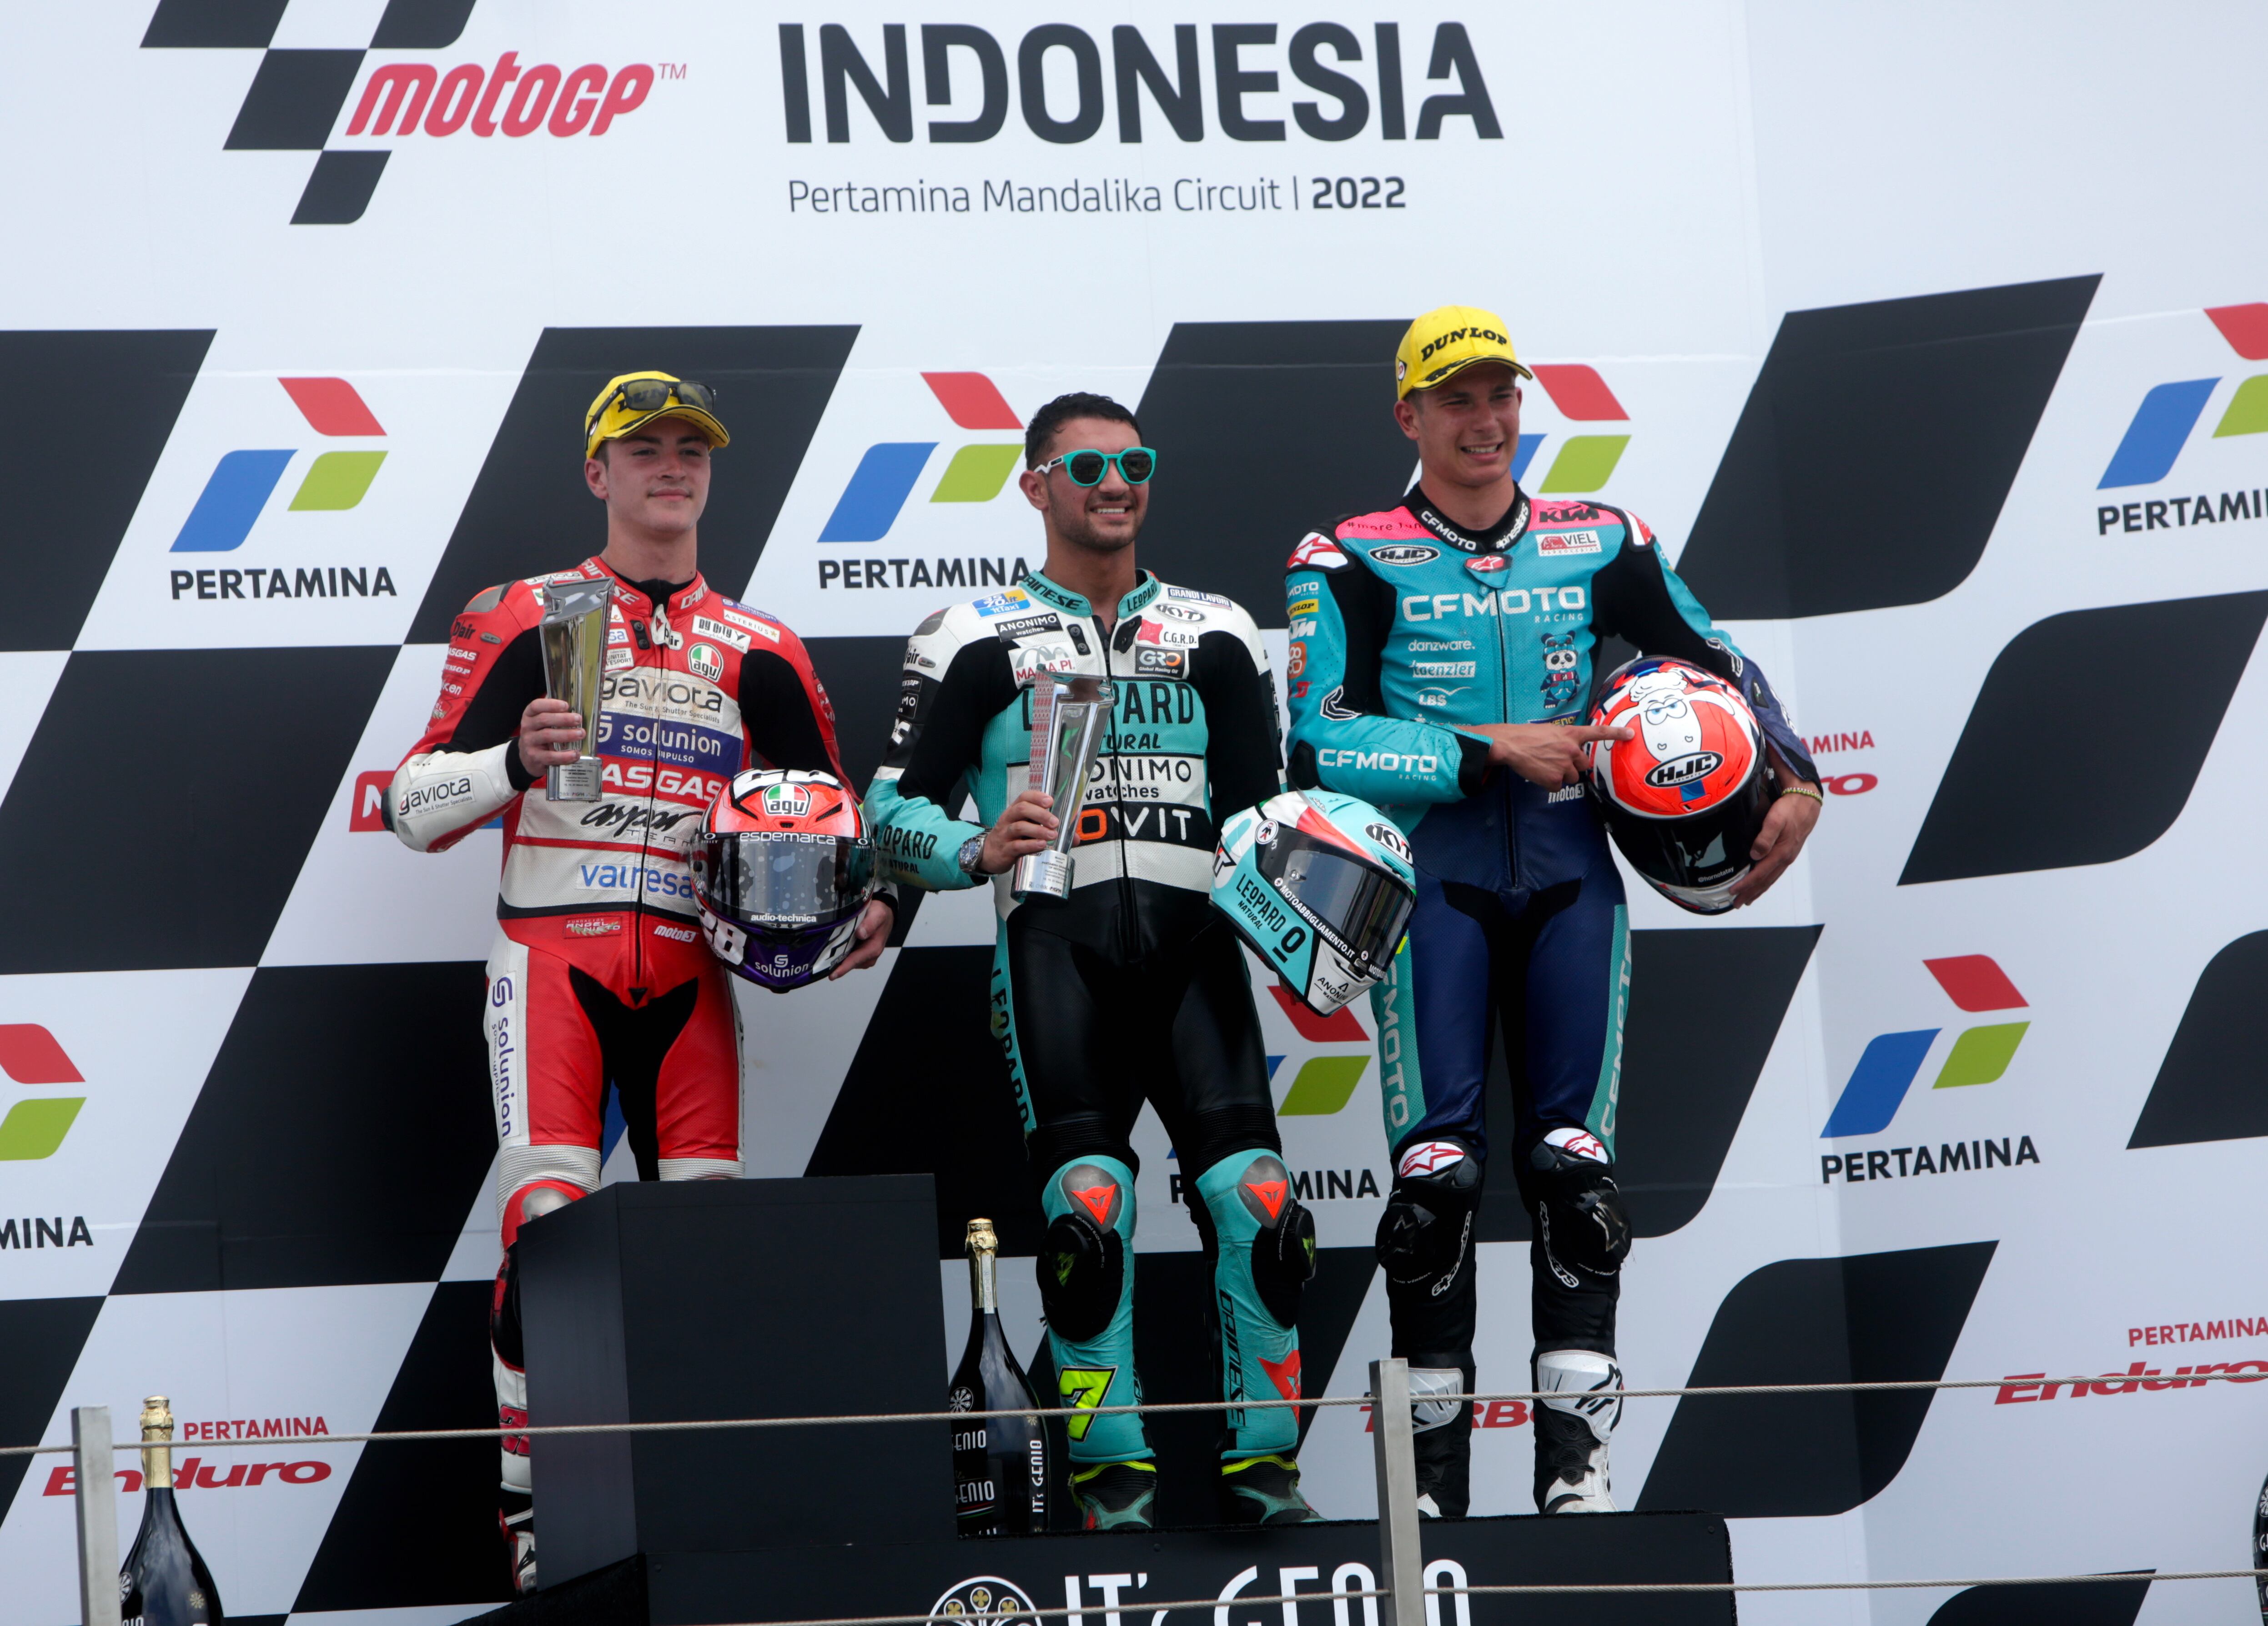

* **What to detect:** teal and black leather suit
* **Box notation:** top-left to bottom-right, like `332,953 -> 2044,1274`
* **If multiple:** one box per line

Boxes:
1285,484 -> 1815,1512
867,568 -> 1318,1485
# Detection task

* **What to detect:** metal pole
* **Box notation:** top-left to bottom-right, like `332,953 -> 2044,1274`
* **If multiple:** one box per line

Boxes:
73,1406 -> 121,1626
1369,1359 -> 1424,1626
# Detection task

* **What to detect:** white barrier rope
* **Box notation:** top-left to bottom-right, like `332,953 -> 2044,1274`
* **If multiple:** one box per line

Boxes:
5,1367 -> 2261,1458
586,1570 -> 2261,1626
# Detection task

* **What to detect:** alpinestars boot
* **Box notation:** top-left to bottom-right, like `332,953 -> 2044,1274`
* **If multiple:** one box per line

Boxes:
1408,1365 -> 1472,1517
1220,1455 -> 1323,1524
498,1489 -> 537,1594
1071,1459 -> 1157,1529
1533,1350 -> 1622,1513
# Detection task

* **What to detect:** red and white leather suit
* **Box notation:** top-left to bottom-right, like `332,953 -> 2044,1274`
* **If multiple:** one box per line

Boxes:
389,555 -> 848,1488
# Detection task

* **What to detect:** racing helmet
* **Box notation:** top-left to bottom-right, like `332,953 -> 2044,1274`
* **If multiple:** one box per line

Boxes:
1212,790 -> 1418,1016
690,769 -> 876,992
1584,655 -> 1769,915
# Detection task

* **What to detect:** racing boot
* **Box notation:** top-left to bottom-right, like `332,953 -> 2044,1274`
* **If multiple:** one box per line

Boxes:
1408,1366 -> 1473,1518
1533,1349 -> 1622,1513
498,1489 -> 537,1594
1220,1453 -> 1323,1524
1071,1459 -> 1157,1530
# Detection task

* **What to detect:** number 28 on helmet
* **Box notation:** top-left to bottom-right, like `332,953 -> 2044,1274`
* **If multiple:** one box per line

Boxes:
689,769 -> 877,992
1212,789 -> 1418,1016
1584,655 -> 1768,915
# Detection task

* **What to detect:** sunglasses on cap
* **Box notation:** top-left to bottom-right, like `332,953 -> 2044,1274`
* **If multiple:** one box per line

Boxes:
587,377 -> 717,433
1033,447 -> 1157,487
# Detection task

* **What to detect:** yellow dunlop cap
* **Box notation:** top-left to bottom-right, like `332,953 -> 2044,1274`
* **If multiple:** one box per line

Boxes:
1394,306 -> 1533,400
583,370 -> 730,459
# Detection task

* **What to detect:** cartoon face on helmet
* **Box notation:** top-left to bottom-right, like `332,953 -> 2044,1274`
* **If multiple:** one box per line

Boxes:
690,769 -> 876,991
1584,656 -> 1768,914
1212,790 -> 1417,1016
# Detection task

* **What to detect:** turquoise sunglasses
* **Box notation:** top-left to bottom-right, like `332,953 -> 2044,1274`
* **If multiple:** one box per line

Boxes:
1034,447 -> 1158,486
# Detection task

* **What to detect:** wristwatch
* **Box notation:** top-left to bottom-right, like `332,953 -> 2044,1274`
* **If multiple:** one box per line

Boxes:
956,835 -> 988,877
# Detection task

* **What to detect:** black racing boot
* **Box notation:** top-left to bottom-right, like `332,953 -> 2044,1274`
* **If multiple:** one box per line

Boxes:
1071,1459 -> 1158,1530
498,1489 -> 537,1594
1220,1454 -> 1323,1524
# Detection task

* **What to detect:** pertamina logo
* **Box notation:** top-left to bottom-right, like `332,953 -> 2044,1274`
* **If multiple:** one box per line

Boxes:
2096,302 -> 2268,535
817,373 -> 1034,594
0,1024 -> 95,1251
141,2 -> 667,225
167,378 -> 399,607
1819,955 -> 2040,1185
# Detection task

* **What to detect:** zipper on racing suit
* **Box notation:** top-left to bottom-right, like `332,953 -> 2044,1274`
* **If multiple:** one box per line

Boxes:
1100,612 -> 1140,964
1493,549 -> 1518,884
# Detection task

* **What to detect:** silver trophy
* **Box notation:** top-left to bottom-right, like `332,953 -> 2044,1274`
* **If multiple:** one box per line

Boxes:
538,578 -> 614,801
1012,674 -> 1115,901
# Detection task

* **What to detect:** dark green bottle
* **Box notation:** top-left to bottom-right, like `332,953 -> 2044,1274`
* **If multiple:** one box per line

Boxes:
121,1396 -> 223,1626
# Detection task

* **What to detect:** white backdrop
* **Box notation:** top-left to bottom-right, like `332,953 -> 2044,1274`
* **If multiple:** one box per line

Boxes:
2,4 -> 2266,1623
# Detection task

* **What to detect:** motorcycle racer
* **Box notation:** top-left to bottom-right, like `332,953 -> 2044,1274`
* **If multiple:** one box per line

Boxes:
387,371 -> 892,1590
1286,309 -> 1822,1516
867,393 -> 1320,1529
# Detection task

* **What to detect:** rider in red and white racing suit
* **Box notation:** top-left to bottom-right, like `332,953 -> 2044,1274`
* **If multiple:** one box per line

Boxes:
386,372 -> 885,1591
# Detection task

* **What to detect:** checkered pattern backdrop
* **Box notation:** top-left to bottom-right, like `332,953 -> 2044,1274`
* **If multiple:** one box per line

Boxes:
5,5 -> 2268,1624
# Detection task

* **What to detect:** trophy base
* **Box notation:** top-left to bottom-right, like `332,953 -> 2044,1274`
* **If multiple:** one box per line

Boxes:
548,758 -> 603,802
1011,850 -> 1073,901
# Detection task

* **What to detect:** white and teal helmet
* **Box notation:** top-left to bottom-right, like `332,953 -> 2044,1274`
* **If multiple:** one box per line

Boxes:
1212,790 -> 1418,1017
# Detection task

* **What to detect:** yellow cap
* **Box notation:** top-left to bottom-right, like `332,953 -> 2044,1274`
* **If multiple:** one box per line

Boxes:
1393,306 -> 1533,400
583,371 -> 730,459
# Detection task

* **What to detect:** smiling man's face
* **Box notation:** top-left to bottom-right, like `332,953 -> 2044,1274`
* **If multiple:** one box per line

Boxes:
1020,415 -> 1148,554
1396,362 -> 1524,491
585,418 -> 714,538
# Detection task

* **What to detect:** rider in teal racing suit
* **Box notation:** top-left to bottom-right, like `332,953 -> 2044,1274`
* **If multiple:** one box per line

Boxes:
867,393 -> 1321,1529
1287,308 -> 1821,1516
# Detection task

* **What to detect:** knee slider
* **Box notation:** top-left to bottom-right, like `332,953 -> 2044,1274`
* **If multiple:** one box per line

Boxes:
1530,1129 -> 1630,1279
1207,1153 -> 1315,1326
1038,1162 -> 1129,1344
1376,1138 -> 1481,1292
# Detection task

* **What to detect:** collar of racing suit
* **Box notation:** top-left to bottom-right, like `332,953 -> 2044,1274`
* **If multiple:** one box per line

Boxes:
1017,567 -> 1164,625
1405,482 -> 1532,555
581,556 -> 710,627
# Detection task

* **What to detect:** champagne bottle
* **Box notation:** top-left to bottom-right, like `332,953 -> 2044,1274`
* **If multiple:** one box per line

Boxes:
948,1218 -> 1047,1535
121,1396 -> 224,1626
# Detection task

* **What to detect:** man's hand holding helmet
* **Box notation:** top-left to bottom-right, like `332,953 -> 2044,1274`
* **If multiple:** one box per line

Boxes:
690,769 -> 891,988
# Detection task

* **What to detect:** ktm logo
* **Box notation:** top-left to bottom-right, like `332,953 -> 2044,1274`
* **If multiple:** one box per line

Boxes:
1822,956 -> 2030,1138
0,1025 -> 86,1162
821,374 -> 1026,542
172,379 -> 387,553
2098,303 -> 2268,487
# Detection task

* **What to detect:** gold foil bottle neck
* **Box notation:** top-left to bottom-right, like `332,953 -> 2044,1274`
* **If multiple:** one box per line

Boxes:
966,1218 -> 998,1256
965,1218 -> 1000,1312
140,1394 -> 176,1489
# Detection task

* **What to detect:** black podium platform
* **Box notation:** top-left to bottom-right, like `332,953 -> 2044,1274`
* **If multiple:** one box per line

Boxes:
507,1175 -> 1734,1626
470,1514 -> 1735,1626
517,1175 -> 953,1581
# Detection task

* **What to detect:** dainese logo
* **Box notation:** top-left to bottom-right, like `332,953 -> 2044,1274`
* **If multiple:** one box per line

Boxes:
1823,955 -> 2030,1138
